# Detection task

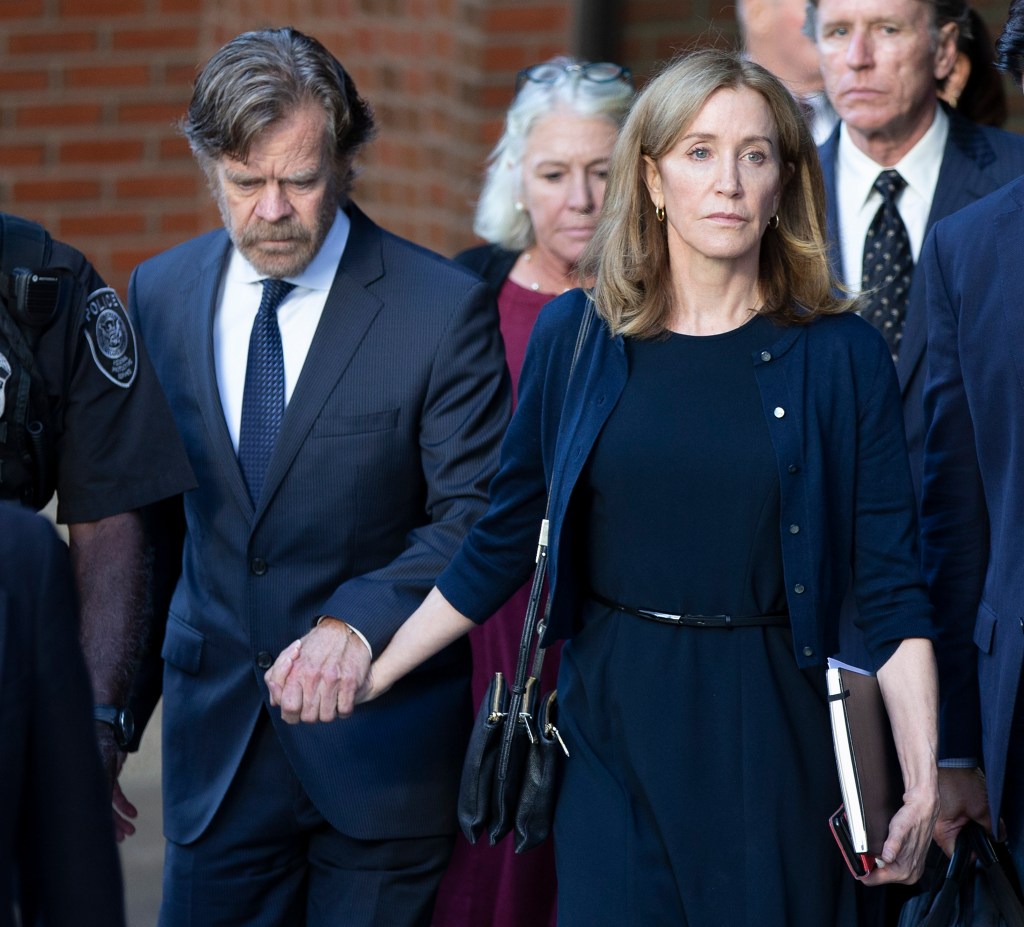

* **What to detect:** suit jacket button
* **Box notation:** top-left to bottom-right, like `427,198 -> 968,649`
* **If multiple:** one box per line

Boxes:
251,558 -> 268,575
794,583 -> 805,594
802,646 -> 814,658
760,351 -> 772,362
256,651 -> 273,670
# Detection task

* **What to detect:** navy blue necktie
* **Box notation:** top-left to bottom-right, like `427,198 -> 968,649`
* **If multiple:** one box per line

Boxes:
238,278 -> 295,503
861,170 -> 913,362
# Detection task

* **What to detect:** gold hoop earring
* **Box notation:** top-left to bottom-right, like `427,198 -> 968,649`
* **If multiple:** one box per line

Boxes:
768,214 -> 780,230
656,205 -> 666,223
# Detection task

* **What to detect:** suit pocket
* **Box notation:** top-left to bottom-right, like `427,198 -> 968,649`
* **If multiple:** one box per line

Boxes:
311,408 -> 399,438
973,602 -> 997,654
162,613 -> 204,675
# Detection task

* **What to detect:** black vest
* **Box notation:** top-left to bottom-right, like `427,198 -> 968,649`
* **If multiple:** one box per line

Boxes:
0,214 -> 74,508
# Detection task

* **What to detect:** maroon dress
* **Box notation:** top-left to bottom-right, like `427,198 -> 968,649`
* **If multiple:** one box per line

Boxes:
431,277 -> 560,927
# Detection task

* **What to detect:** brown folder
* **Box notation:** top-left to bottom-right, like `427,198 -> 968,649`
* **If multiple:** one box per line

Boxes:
826,659 -> 904,858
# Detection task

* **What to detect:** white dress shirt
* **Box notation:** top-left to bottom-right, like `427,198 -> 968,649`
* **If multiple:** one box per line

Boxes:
835,105 -> 949,291
214,207 -> 350,449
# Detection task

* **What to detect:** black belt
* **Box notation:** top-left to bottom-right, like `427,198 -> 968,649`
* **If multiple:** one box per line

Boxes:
591,592 -> 790,629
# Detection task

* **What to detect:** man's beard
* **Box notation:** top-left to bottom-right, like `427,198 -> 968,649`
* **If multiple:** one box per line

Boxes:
218,184 -> 339,279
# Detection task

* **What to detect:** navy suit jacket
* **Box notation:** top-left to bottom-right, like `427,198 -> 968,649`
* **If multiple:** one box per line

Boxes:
919,177 -> 1024,828
819,110 -> 1024,496
438,291 -> 933,671
0,504 -> 125,927
129,203 -> 510,844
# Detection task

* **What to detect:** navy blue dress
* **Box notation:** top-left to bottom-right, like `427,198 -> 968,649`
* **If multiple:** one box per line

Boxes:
553,316 -> 859,926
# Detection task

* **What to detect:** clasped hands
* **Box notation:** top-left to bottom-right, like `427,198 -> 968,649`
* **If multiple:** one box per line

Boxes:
264,618 -> 378,723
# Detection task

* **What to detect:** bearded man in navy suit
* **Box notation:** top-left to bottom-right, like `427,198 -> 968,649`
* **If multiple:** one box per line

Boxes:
809,0 -> 1024,497
920,0 -> 1024,889
129,28 -> 510,927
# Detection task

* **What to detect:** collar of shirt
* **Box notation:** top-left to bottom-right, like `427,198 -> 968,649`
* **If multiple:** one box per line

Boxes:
835,105 -> 949,289
215,207 -> 351,450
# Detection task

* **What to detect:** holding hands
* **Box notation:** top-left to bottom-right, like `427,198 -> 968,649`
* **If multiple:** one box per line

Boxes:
265,618 -> 376,723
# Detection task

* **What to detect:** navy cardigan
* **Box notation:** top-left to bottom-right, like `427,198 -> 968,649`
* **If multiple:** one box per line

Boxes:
437,289 -> 934,669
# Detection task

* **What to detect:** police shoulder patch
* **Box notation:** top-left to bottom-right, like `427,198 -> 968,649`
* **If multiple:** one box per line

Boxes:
83,287 -> 137,389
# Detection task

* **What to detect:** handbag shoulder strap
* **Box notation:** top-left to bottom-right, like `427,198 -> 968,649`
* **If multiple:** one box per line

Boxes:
511,297 -> 597,692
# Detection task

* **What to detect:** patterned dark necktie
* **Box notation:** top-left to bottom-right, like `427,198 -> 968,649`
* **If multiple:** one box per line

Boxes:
861,170 -> 913,361
238,278 -> 295,503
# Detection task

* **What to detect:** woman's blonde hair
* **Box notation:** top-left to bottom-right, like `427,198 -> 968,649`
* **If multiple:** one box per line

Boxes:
580,48 -> 849,338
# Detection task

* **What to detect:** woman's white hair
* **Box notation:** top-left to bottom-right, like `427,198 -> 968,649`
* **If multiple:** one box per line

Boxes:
473,56 -> 635,251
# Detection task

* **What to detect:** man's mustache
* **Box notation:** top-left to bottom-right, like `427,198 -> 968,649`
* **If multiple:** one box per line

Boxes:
237,218 -> 313,249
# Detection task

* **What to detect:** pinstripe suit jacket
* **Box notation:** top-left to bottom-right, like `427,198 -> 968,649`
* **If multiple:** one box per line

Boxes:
129,203 -> 511,844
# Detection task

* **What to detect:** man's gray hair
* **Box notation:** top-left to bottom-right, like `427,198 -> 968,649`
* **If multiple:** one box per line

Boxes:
803,0 -> 972,44
182,27 -> 376,192
473,57 -> 634,251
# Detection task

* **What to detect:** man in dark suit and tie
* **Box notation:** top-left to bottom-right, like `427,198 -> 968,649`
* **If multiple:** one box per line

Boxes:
809,0 -> 1024,496
0,503 -> 125,927
129,28 -> 510,926
919,0 -> 1024,888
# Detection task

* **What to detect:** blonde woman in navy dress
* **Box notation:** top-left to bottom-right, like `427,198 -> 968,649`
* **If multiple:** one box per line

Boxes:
311,50 -> 939,926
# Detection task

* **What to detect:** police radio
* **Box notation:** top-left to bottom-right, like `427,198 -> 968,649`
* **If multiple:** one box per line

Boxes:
2,266 -> 73,330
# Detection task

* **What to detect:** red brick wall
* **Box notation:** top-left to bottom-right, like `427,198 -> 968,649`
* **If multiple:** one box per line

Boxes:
0,0 -> 569,296
1,0 -> 1022,299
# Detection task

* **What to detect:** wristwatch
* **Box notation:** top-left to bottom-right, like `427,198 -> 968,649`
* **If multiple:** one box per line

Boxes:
93,704 -> 135,749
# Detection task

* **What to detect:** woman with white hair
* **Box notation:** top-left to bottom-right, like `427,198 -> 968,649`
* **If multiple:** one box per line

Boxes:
433,57 -> 633,927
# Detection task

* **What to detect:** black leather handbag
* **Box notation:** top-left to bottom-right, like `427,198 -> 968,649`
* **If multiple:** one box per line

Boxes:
456,300 -> 594,854
897,822 -> 1024,927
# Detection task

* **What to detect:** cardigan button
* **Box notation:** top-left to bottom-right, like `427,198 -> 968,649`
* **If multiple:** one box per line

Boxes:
760,351 -> 772,362
774,407 -> 785,418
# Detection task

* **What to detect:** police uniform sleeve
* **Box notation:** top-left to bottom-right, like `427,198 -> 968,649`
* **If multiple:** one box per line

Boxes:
42,243 -> 195,524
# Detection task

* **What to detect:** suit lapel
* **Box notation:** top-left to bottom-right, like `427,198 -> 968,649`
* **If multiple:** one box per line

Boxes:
926,113 -> 999,231
995,183 -> 1024,398
819,128 -> 843,281
899,114 -> 1001,391
180,236 -> 255,513
256,205 -> 385,519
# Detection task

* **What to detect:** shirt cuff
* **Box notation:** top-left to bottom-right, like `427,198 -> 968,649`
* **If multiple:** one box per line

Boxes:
938,758 -> 980,769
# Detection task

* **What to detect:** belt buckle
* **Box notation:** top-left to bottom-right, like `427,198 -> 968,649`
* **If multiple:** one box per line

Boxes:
638,607 -> 683,623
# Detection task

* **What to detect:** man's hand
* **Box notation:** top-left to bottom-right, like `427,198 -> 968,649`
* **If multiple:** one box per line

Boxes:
264,618 -> 372,723
933,766 -> 993,857
95,725 -> 138,842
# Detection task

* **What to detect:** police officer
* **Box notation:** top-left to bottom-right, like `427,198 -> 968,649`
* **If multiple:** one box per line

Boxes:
0,213 -> 195,839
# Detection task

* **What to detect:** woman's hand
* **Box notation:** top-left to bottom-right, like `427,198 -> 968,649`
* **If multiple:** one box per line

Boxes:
867,637 -> 940,885
861,785 -> 939,885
